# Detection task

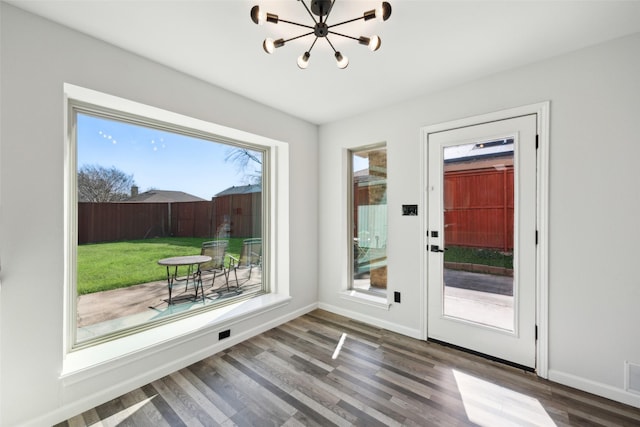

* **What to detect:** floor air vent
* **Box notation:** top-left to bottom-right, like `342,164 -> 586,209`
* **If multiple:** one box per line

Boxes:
626,361 -> 640,395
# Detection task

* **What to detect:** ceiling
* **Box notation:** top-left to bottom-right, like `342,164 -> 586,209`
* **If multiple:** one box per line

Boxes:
7,0 -> 640,124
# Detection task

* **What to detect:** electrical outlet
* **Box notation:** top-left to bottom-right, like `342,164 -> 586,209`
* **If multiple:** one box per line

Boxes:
394,291 -> 401,303
219,329 -> 231,340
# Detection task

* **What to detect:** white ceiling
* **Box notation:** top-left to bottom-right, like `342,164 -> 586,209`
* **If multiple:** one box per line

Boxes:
7,0 -> 640,124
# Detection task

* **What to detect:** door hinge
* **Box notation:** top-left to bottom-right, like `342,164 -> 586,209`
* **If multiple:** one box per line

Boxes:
535,134 -> 539,149
535,325 -> 538,340
535,230 -> 538,245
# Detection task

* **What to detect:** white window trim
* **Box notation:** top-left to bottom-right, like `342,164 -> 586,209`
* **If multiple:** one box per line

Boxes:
339,289 -> 391,310
62,83 -> 290,374
61,293 -> 292,380
347,143 -> 388,301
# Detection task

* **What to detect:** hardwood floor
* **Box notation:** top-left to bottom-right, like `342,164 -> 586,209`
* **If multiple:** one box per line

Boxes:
58,310 -> 640,426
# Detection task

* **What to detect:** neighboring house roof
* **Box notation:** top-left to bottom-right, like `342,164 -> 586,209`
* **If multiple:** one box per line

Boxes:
354,168 -> 369,178
444,138 -> 514,163
215,184 -> 261,197
354,169 -> 387,186
124,190 -> 206,203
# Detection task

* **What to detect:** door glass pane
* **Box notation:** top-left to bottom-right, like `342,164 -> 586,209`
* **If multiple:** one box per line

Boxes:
442,139 -> 514,331
351,147 -> 387,295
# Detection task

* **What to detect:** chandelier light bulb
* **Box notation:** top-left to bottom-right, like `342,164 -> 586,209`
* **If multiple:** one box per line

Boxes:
251,5 -> 278,25
375,5 -> 384,21
297,52 -> 311,69
263,38 -> 275,53
263,38 -> 284,54
358,36 -> 381,51
369,35 -> 381,51
376,2 -> 392,21
250,6 -> 264,25
335,52 -> 349,69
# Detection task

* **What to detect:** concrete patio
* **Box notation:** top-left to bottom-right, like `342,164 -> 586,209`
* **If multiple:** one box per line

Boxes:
77,266 -> 513,343
354,267 -> 515,331
76,268 -> 262,342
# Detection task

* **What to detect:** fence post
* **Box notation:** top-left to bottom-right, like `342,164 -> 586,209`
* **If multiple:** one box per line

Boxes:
503,168 -> 508,252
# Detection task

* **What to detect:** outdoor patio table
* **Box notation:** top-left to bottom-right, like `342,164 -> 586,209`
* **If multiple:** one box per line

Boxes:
157,255 -> 212,305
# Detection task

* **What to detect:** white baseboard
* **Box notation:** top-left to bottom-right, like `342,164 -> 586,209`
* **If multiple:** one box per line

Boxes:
318,302 -> 422,339
548,369 -> 640,409
23,302 -> 319,427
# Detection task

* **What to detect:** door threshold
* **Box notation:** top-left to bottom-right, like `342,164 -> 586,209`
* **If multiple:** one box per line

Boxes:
428,337 -> 535,373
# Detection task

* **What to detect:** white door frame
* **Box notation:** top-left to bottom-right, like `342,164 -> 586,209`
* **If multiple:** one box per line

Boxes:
419,101 -> 550,378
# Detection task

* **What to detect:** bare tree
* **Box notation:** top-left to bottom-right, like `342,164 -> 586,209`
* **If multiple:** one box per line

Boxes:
225,148 -> 262,184
78,165 -> 136,202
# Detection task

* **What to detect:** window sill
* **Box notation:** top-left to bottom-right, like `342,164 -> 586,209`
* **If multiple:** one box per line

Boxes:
339,290 -> 391,310
61,293 -> 291,384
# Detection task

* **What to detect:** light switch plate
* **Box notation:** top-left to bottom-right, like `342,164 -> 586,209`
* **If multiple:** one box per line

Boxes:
402,205 -> 418,216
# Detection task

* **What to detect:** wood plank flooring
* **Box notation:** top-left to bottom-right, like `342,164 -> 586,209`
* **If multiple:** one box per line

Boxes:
57,310 -> 640,426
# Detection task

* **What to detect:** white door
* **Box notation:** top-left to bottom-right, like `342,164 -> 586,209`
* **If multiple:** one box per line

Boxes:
427,114 -> 537,369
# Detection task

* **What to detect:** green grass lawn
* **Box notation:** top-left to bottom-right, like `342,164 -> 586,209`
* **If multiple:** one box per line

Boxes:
444,246 -> 513,269
79,239 -> 510,295
77,237 -> 244,295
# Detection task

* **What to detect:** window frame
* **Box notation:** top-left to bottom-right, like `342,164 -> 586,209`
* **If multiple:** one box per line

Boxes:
348,143 -> 388,297
63,84 -> 287,354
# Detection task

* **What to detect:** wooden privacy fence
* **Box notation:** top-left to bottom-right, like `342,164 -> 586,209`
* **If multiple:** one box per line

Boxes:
78,192 -> 262,244
444,166 -> 514,251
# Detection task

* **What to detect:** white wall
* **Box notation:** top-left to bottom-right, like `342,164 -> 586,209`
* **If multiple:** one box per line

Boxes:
2,2 -> 639,423
0,4 -> 318,426
318,32 -> 640,406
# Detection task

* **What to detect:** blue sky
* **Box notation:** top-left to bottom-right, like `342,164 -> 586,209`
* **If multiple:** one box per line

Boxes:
353,156 -> 368,172
77,114 -> 261,200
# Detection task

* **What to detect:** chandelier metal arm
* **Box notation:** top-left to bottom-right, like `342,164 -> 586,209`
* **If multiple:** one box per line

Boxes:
323,0 -> 337,23
298,0 -> 318,24
326,16 -> 365,29
325,37 -> 338,54
327,30 -> 360,42
278,18 -> 315,30
307,37 -> 320,53
283,32 -> 316,44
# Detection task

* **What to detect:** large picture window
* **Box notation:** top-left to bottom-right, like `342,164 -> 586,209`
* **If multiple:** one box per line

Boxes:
350,145 -> 387,295
67,95 -> 271,349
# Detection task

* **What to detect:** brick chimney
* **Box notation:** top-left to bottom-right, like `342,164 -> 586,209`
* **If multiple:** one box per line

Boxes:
131,185 -> 139,197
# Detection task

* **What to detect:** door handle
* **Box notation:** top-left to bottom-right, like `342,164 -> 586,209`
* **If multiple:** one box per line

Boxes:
430,245 -> 447,253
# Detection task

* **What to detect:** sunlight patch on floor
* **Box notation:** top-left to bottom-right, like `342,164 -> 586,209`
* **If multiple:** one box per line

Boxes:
332,333 -> 347,359
86,395 -> 156,426
453,369 -> 556,427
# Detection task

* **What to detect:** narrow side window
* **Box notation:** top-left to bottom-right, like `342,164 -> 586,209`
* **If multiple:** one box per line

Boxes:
350,145 -> 387,296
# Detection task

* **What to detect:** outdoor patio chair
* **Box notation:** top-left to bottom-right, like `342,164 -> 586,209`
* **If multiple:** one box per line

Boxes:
229,237 -> 262,286
199,240 -> 231,292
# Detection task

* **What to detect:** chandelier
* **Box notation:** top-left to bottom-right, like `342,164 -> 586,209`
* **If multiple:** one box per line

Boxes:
250,0 -> 392,69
